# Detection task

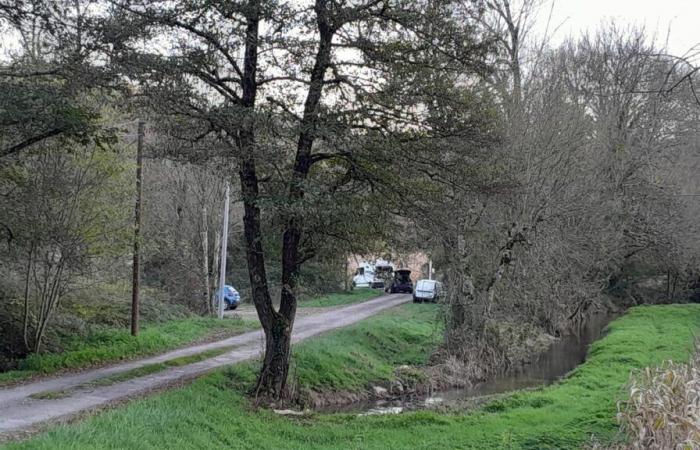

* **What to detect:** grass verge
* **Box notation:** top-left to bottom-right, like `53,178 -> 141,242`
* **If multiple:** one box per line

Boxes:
299,288 -> 384,308
27,346 -> 241,401
0,317 -> 257,386
5,304 -> 699,450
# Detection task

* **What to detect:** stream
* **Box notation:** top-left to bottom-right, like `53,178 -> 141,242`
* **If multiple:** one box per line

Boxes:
325,312 -> 616,415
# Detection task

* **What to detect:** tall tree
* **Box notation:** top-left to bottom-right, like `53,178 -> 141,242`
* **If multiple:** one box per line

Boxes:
105,0 -> 491,398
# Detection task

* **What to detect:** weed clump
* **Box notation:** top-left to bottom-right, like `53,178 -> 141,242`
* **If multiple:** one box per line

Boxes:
616,349 -> 700,449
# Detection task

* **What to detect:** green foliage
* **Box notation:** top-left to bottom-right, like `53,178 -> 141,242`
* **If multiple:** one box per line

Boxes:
0,0 -> 121,159
0,279 -> 187,368
0,76 -> 101,157
5,304 -> 700,449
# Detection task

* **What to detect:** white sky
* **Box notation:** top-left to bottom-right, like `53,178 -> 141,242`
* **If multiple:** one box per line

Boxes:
534,0 -> 700,59
2,1 -> 698,62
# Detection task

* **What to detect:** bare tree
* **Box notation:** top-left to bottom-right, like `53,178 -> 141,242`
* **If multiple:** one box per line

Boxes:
418,22 -> 700,381
141,159 -> 229,314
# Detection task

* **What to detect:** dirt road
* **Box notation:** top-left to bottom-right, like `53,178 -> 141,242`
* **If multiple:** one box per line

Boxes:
0,293 -> 410,438
227,303 -> 344,321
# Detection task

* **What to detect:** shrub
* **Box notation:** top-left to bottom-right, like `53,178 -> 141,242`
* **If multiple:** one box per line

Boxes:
616,350 -> 700,449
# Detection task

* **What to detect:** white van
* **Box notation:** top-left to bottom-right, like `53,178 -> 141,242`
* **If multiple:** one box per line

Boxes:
352,264 -> 374,288
352,259 -> 394,289
413,279 -> 442,303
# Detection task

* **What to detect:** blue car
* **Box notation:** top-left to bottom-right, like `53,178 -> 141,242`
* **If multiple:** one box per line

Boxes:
219,285 -> 241,310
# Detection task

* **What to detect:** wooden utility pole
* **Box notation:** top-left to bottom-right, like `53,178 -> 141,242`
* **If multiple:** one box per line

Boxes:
131,119 -> 144,336
217,183 -> 230,320
201,206 -> 211,315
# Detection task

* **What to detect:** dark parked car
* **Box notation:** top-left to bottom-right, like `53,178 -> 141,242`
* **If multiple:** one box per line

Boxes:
389,269 -> 413,294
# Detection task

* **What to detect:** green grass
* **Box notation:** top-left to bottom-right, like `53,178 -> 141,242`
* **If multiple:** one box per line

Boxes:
87,345 -> 240,386
5,304 -> 700,450
299,288 -> 384,308
0,317 -> 257,385
291,303 -> 440,391
27,390 -> 72,400
28,346 -> 240,400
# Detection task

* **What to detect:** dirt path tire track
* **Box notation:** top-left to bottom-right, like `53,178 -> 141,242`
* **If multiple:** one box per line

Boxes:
0,293 -> 410,436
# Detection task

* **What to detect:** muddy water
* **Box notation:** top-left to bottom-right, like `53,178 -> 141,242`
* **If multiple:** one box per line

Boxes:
327,312 -> 616,415
447,312 -> 616,399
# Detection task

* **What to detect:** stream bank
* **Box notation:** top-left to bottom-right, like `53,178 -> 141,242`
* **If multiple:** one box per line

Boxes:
310,310 -> 617,414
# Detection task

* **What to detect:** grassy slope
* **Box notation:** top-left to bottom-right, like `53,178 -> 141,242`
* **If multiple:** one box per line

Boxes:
292,303 -> 441,391
5,304 -> 700,450
0,317 -> 258,384
299,288 -> 384,308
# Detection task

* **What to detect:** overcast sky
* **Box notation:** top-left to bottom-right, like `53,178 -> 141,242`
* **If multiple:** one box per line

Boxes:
1,1 -> 698,62
534,0 -> 700,59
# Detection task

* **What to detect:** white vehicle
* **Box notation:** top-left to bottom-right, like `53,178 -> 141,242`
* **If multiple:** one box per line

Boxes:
413,279 -> 442,303
352,259 -> 394,289
352,263 -> 374,288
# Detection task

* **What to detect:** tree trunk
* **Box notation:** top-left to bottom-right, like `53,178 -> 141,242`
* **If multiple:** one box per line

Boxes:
22,244 -> 34,352
240,151 -> 290,397
484,224 -> 526,316
249,0 -> 334,399
671,273 -> 678,302
34,259 -> 65,353
254,314 -> 292,398
233,0 -> 295,398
